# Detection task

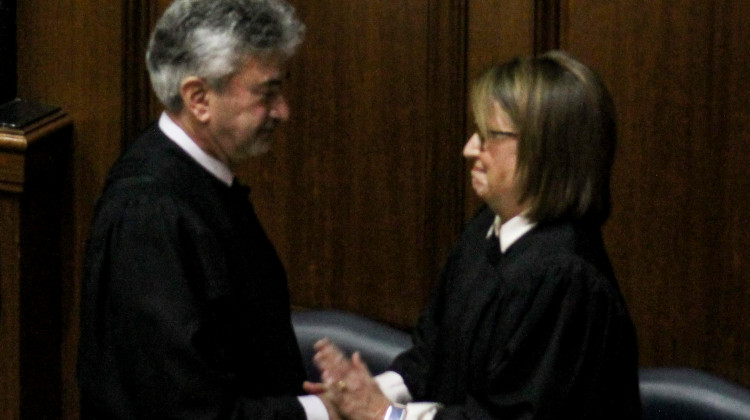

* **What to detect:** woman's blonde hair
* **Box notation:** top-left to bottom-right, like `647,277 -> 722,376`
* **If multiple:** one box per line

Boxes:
471,50 -> 617,224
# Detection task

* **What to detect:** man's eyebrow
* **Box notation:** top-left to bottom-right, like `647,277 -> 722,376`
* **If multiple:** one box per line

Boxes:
258,71 -> 289,88
261,79 -> 283,88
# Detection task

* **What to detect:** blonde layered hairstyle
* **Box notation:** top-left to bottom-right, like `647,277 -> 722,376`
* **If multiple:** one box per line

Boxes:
471,50 -> 617,225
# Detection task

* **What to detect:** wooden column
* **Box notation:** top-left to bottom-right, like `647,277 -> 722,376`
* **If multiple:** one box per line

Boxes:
0,99 -> 72,419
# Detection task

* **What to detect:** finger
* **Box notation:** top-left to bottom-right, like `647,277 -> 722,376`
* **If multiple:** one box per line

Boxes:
302,381 -> 329,395
314,345 -> 351,374
314,352 -> 349,377
314,338 -> 345,357
322,339 -> 346,357
321,365 -> 351,387
313,345 -> 341,367
314,341 -> 343,363
313,337 -> 331,351
321,369 -> 337,384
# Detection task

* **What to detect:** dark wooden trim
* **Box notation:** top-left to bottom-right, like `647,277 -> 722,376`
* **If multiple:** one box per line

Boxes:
0,0 -> 17,103
1,110 -> 72,419
122,0 -> 159,147
424,0 -> 469,282
534,0 -> 561,53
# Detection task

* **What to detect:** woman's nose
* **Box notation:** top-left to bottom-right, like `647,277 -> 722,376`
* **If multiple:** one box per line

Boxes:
463,133 -> 481,159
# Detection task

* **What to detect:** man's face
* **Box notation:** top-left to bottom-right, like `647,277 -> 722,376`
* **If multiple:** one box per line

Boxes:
206,57 -> 290,165
463,101 -> 522,217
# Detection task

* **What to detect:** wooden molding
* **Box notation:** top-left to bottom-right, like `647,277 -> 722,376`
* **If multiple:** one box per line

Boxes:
0,100 -> 71,193
0,106 -> 72,419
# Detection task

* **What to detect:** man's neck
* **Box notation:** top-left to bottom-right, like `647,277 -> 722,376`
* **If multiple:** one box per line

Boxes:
166,110 -> 232,169
159,112 -> 234,186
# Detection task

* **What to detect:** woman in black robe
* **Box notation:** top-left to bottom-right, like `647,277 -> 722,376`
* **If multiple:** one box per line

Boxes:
305,50 -> 642,420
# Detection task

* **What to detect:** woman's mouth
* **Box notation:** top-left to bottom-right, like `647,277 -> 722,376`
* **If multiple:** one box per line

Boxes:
471,164 -> 485,175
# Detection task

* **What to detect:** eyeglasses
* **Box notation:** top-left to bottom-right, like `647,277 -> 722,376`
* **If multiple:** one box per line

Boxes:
479,130 -> 519,149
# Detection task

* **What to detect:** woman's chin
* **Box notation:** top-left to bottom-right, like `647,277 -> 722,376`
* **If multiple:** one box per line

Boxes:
471,182 -> 488,199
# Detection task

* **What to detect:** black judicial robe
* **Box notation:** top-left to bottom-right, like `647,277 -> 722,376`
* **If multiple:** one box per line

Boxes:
78,125 -> 307,419
392,207 -> 642,419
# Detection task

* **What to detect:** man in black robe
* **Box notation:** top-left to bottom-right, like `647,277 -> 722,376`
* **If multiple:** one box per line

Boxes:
304,51 -> 642,419
77,1 -> 334,418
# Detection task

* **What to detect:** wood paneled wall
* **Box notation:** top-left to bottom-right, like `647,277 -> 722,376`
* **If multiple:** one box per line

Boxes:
467,0 -> 750,390
245,0 -> 468,328
11,0 -> 750,418
562,0 -> 750,387
16,1 -> 123,418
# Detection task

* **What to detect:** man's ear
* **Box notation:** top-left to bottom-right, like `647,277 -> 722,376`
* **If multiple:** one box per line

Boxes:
180,76 -> 211,123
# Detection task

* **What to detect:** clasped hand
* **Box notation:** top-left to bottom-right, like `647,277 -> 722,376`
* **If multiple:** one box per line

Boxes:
303,338 -> 391,420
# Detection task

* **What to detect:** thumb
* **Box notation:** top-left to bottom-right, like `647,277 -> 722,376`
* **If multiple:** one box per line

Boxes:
302,380 -> 328,395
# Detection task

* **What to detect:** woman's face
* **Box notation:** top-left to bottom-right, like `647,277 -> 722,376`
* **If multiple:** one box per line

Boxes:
463,101 -> 525,220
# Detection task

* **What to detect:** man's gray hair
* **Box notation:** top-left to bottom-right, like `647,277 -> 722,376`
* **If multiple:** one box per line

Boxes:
146,0 -> 305,112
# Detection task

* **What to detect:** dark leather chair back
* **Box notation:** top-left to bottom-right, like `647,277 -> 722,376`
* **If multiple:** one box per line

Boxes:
291,309 -> 411,382
640,367 -> 750,420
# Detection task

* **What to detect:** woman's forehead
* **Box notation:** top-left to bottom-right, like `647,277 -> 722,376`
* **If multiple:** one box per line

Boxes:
478,100 -> 515,129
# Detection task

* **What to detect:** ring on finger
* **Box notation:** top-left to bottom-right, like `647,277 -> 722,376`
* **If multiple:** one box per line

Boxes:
336,380 -> 347,391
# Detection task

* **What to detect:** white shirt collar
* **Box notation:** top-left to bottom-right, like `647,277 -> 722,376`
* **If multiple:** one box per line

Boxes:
158,112 -> 234,186
486,213 -> 537,253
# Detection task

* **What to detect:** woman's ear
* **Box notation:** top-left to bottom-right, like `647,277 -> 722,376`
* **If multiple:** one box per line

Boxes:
180,76 -> 211,123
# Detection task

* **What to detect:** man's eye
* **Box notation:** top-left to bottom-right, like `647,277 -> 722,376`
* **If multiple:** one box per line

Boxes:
261,90 -> 280,104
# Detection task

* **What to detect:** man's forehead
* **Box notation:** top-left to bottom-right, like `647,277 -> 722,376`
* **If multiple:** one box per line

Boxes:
235,56 -> 289,84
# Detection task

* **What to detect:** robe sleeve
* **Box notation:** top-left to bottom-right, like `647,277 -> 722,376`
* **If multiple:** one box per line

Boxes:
78,194 -> 306,420
388,245 -> 459,400
434,257 -> 637,419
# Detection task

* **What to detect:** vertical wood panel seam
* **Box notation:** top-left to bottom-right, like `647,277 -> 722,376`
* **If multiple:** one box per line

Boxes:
534,0 -> 561,53
424,0 -> 468,287
122,0 -> 157,148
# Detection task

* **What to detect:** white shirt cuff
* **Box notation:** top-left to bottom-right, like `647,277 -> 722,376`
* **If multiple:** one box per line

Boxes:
374,371 -> 440,420
403,402 -> 440,420
375,371 -> 413,404
298,395 -> 329,420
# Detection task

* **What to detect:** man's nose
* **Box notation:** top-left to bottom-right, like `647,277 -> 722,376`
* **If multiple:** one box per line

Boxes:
270,95 -> 290,121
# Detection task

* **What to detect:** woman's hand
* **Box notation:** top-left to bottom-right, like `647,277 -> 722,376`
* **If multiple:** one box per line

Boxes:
303,338 -> 391,420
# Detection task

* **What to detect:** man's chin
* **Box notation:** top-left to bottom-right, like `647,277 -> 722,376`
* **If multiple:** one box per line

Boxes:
227,139 -> 273,166
248,140 -> 273,156
245,137 -> 274,156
